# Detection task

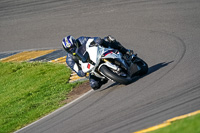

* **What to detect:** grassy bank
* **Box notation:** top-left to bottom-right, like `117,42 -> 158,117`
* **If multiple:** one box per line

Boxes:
0,61 -> 80,133
150,113 -> 200,133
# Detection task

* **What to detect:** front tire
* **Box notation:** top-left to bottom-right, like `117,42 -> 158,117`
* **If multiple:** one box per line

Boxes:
99,65 -> 132,84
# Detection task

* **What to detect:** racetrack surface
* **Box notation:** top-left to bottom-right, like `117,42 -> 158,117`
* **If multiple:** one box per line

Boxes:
1,0 -> 200,133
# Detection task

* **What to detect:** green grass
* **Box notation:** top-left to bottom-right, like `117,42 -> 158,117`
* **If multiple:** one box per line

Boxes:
0,61 -> 81,133
150,113 -> 200,133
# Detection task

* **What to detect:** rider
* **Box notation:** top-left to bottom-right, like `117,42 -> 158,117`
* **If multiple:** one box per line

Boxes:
62,35 -> 134,89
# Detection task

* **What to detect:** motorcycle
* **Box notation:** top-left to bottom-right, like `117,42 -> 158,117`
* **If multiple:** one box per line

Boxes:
74,38 -> 148,86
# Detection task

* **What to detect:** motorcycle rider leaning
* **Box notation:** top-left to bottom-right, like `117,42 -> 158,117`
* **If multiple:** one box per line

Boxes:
62,35 -> 134,90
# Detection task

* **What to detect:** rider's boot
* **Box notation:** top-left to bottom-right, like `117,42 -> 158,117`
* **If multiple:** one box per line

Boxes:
106,35 -> 116,43
106,35 -> 134,56
105,35 -> 135,63
126,49 -> 134,56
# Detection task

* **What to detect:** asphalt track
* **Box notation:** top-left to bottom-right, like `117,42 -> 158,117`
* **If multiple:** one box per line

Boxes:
1,0 -> 200,133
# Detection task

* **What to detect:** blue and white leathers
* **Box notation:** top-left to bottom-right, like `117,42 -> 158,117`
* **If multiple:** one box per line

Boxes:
65,36 -> 102,77
64,36 -> 133,89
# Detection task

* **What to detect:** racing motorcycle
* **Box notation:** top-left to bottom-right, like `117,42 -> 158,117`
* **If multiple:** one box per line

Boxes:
75,38 -> 148,85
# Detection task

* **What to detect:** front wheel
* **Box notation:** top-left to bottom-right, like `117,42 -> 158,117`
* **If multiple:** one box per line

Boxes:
99,65 -> 132,84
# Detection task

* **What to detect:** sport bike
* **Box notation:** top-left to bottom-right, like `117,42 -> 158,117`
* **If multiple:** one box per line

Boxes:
74,38 -> 148,86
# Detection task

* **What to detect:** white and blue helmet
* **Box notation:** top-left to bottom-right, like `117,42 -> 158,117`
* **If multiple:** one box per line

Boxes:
62,35 -> 77,53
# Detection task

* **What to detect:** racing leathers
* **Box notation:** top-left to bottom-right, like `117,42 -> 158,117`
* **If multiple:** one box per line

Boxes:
65,36 -> 133,89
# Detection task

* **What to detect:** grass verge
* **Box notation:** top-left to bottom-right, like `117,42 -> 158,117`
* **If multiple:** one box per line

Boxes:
150,113 -> 200,133
0,61 -> 81,133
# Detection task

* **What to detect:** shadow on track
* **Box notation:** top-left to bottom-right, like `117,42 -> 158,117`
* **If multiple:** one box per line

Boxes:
100,61 -> 173,91
147,61 -> 174,75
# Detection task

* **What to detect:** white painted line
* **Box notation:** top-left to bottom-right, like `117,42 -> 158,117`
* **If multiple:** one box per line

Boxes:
15,89 -> 93,133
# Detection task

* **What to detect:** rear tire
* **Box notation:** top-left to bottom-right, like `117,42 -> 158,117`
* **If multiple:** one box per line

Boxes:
135,58 -> 148,76
99,65 -> 132,84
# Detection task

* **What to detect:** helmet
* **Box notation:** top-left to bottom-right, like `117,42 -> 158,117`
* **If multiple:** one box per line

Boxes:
62,35 -> 77,53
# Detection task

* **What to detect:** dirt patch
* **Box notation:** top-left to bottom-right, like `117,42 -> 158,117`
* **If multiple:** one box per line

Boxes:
61,81 -> 91,104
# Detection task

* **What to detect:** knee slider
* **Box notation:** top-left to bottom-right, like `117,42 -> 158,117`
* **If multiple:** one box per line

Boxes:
90,79 -> 100,89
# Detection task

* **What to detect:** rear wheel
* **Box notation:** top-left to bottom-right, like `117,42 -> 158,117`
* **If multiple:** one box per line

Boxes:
99,65 -> 132,84
134,58 -> 148,76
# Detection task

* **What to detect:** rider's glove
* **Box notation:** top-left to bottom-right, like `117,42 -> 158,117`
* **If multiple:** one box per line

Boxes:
77,70 -> 86,77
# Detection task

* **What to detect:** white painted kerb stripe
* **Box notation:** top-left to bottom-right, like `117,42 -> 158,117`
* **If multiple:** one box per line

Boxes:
15,89 -> 93,133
